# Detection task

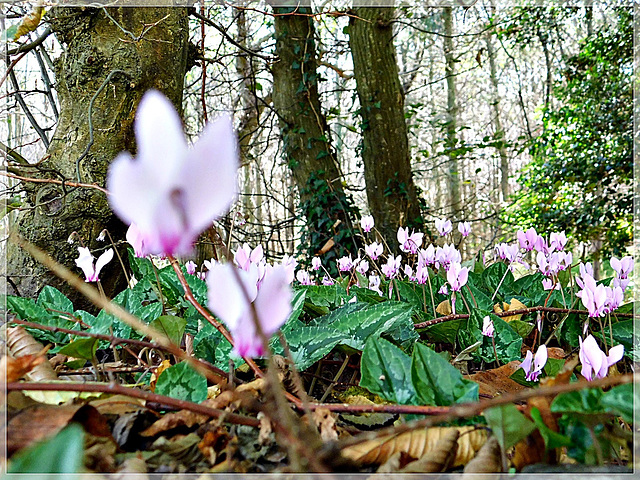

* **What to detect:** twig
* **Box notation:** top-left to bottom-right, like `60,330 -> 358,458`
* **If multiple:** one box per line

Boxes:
8,70 -> 50,149
338,373 -> 637,449
7,26 -> 52,55
0,171 -> 109,195
7,381 -> 259,427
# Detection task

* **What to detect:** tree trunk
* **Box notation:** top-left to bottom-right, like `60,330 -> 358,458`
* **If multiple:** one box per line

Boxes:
7,7 -> 190,306
349,7 -> 423,247
271,5 -> 357,268
443,6 -> 461,220
486,32 -> 510,204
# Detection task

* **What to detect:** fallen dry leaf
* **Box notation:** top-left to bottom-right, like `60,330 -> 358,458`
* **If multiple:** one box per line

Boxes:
511,430 -> 546,471
8,404 -> 112,454
0,354 -> 47,384
90,394 -> 146,416
436,299 -> 452,316
149,359 -> 172,391
374,451 -> 414,473
317,238 -> 335,255
466,361 -> 525,397
312,408 -> 339,442
463,435 -> 503,473
400,427 -> 459,473
342,426 -> 487,467
257,412 -> 273,445
494,298 -> 527,322
12,4 -> 44,41
140,409 -> 208,437
7,327 -> 57,382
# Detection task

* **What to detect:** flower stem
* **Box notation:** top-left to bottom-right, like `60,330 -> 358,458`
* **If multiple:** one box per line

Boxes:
491,264 -> 511,301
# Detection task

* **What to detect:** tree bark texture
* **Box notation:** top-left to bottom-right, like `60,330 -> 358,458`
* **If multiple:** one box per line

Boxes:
443,6 -> 461,220
7,7 -> 190,306
271,6 -> 357,268
349,7 -> 423,247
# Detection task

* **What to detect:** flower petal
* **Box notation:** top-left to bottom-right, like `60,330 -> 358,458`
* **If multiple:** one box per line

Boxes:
206,263 -> 256,329
607,344 -> 625,366
179,115 -> 238,235
75,247 -> 95,281
94,249 -> 114,280
254,265 -> 292,336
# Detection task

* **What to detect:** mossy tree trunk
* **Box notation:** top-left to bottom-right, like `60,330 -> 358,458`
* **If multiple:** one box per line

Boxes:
349,7 -> 423,248
7,7 -> 190,306
271,6 -> 358,269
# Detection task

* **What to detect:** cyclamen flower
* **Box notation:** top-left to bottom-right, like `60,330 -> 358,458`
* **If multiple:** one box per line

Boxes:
311,257 -> 322,271
579,335 -> 624,381
207,263 -> 292,358
549,231 -> 568,251
107,91 -> 238,256
438,284 -> 449,295
495,243 -> 519,263
415,265 -> 429,285
613,276 -> 630,292
337,255 -> 354,272
356,260 -> 370,275
403,264 -> 414,281
397,227 -> 423,254
458,221 -> 471,237
296,270 -> 314,286
536,251 -> 560,277
75,247 -> 114,282
96,230 -> 107,242
418,245 -> 436,268
234,243 -> 264,271
381,255 -> 402,279
361,215 -> 375,233
322,275 -> 334,286
603,286 -> 623,314
578,273 -> 608,318
446,262 -> 469,292
368,274 -> 382,295
435,244 -> 461,271
610,256 -> 633,280
279,254 -> 298,283
542,278 -> 560,290
519,345 -> 547,382
517,228 -> 539,251
365,242 -> 383,261
185,261 -> 197,275
482,316 -> 494,338
435,218 -> 453,236
126,223 -> 148,258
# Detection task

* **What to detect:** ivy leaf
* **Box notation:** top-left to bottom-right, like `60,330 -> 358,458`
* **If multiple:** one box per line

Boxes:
411,342 -> 478,406
37,286 -> 74,314
484,403 -> 536,450
58,338 -> 99,361
155,362 -> 207,403
150,315 -> 186,345
360,337 -> 417,405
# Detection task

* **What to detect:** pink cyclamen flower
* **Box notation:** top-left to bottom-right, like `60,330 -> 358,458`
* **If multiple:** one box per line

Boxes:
613,276 -> 630,292
542,278 -> 560,291
365,242 -> 383,261
549,231 -> 568,251
337,255 -> 354,272
126,223 -> 148,258
381,255 -> 402,279
438,284 -> 449,295
107,90 -> 238,257
446,262 -> 469,292
356,260 -> 370,275
322,275 -> 334,286
610,256 -> 633,280
435,218 -> 453,236
415,265 -> 429,285
418,245 -> 436,267
579,335 -> 624,381
517,227 -> 539,251
234,243 -> 264,271
397,227 -> 423,254
519,345 -> 547,382
482,316 -> 494,338
311,257 -> 322,271
75,247 -> 114,282
435,244 -> 461,271
579,274 -> 608,318
458,221 -> 471,237
603,286 -> 623,314
368,274 -> 382,295
185,261 -> 197,275
360,215 -> 375,233
296,270 -> 314,286
496,243 -> 520,263
279,254 -> 298,284
207,263 -> 292,358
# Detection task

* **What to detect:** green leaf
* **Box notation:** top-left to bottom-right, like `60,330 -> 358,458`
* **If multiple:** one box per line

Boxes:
600,383 -> 637,423
128,248 -> 155,278
420,318 -> 467,345
150,315 -> 186,345
395,281 -> 423,309
411,342 -> 478,406
551,388 -> 604,414
595,320 -> 637,360
530,407 -> 572,449
9,424 -> 85,473
281,326 -> 348,371
472,311 -> 522,364
37,286 -> 74,314
482,262 -> 514,297
7,295 -> 76,343
484,404 -> 536,450
58,337 -> 99,361
304,284 -> 348,309
155,362 -> 208,403
360,337 -> 417,405
508,320 -> 534,338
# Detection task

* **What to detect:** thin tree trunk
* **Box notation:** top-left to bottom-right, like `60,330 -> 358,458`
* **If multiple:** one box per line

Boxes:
443,7 -> 461,220
7,7 -> 190,306
349,6 -> 423,247
486,32 -> 510,204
